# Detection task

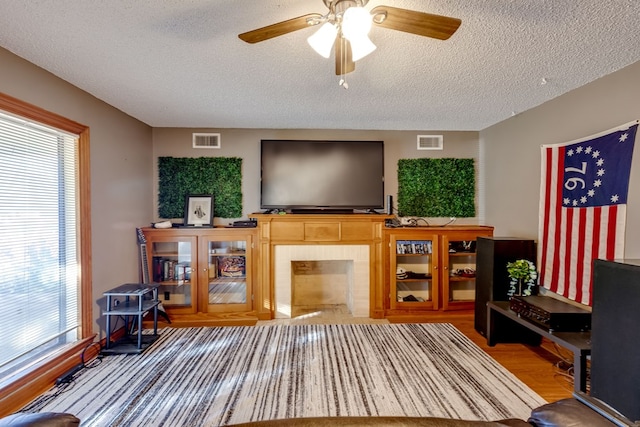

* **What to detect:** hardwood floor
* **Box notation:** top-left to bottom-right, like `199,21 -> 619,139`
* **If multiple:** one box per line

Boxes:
258,306 -> 575,403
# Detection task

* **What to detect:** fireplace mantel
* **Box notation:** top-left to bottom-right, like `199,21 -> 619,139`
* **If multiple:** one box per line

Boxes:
249,213 -> 392,319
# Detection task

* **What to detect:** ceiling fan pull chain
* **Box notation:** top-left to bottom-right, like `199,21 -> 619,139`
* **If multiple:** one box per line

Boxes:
339,37 -> 349,89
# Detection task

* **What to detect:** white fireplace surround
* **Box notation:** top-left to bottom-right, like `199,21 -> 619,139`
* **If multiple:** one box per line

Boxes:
274,245 -> 370,318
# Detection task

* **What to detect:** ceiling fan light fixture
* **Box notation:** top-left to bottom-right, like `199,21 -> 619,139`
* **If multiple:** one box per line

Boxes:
307,22 -> 338,58
341,6 -> 372,40
239,1 -> 462,85
349,35 -> 376,61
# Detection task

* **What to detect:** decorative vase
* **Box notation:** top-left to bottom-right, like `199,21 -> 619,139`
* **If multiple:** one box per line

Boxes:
516,279 -> 524,297
507,259 -> 537,298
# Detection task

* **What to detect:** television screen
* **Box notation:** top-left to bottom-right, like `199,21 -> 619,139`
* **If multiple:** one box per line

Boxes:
260,140 -> 384,211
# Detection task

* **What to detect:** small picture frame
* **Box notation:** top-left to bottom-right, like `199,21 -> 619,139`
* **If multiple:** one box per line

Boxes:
184,194 -> 214,227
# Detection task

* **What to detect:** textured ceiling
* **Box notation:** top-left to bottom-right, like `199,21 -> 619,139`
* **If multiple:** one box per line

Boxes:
0,1 -> 639,131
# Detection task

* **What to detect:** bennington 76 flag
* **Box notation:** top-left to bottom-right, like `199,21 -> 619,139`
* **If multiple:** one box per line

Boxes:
539,121 -> 638,305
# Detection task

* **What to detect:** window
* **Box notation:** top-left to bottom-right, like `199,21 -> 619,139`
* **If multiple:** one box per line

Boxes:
0,94 -> 91,381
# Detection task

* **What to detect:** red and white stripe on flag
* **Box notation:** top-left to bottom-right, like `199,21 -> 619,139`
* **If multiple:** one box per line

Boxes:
538,122 -> 637,306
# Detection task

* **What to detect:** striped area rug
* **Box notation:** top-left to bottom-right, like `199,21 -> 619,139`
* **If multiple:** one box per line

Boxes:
24,324 -> 546,426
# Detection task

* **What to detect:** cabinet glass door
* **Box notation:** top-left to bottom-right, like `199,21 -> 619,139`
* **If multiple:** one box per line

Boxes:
442,237 -> 478,310
149,237 -> 196,313
201,235 -> 251,313
391,235 -> 438,310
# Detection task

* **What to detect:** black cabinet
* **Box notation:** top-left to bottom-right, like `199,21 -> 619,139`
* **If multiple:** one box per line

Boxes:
474,237 -> 536,336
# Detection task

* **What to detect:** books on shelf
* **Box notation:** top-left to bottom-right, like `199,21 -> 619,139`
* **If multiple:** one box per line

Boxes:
151,255 -> 246,282
152,257 -> 191,284
396,240 -> 432,255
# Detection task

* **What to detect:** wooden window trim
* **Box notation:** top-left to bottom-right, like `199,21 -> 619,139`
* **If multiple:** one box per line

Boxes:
0,92 -> 93,415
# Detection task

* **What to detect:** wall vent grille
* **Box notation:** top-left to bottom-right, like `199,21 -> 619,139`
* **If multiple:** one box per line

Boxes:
193,133 -> 221,149
417,135 -> 443,150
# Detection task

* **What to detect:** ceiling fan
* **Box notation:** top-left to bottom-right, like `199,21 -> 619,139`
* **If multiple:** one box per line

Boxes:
238,0 -> 461,81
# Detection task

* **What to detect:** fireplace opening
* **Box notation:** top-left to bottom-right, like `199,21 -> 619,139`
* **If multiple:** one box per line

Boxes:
274,245 -> 370,319
291,260 -> 352,318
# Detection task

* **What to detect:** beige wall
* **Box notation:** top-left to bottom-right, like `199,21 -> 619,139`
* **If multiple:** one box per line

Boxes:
481,60 -> 640,258
0,47 -> 154,336
152,128 -> 481,225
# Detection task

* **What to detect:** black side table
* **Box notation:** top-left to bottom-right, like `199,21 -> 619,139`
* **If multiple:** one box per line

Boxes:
103,283 -> 160,354
487,301 -> 591,392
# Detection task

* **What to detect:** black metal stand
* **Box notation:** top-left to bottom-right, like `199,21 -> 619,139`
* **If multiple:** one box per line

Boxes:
103,283 -> 160,355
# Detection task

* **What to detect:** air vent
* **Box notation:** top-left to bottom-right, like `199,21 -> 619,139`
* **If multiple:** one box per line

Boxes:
417,135 -> 443,150
192,133 -> 221,149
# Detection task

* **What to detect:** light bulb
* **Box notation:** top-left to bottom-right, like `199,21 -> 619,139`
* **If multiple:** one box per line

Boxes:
307,22 -> 337,58
342,6 -> 372,41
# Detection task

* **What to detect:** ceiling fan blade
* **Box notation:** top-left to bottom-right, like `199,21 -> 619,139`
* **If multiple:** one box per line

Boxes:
239,13 -> 323,43
335,37 -> 355,75
370,6 -> 461,40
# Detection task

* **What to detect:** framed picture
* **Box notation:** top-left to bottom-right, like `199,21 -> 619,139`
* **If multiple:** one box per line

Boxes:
184,194 -> 214,227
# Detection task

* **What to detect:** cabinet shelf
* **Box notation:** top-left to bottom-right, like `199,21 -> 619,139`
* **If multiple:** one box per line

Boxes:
210,277 -> 246,284
154,280 -> 191,286
209,251 -> 246,257
396,301 -> 432,307
154,252 -> 179,257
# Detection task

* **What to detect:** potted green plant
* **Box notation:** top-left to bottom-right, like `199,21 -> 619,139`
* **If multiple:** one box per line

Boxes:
506,259 -> 538,297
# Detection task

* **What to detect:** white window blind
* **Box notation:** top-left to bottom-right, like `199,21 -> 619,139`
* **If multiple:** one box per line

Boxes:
0,111 -> 80,375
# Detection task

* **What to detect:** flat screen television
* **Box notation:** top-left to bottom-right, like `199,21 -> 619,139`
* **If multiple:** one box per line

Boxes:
260,140 -> 384,212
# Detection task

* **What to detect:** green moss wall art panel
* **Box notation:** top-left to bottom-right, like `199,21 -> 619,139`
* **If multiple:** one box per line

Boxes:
158,157 -> 243,219
397,158 -> 476,217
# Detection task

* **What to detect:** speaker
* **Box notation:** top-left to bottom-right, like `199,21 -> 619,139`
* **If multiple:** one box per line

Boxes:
386,195 -> 393,215
474,237 -> 536,336
591,259 -> 640,422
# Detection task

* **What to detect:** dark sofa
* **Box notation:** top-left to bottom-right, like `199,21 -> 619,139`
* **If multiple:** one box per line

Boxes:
1,398 -> 617,426
230,398 -> 619,426
0,413 -> 79,427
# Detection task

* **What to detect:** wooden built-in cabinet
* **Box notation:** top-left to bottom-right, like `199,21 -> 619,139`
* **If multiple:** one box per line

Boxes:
141,221 -> 493,325
141,227 -> 258,326
384,226 -> 494,317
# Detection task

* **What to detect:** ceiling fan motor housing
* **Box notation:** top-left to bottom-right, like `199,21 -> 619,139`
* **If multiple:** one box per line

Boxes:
324,0 -> 369,15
